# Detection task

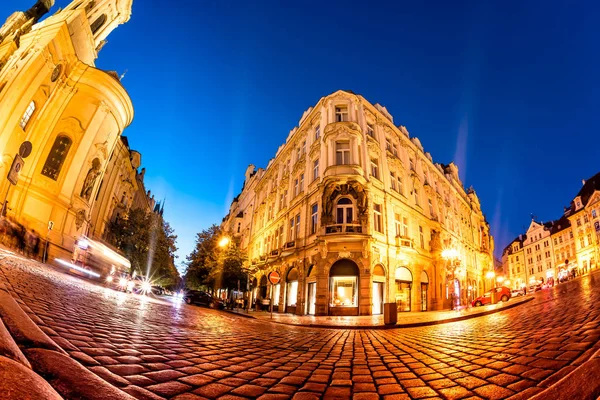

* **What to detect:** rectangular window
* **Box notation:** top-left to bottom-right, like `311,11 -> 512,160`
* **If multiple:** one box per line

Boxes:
397,175 -> 404,195
414,187 -> 420,206
367,124 -> 375,138
289,218 -> 295,241
336,141 -> 350,165
295,214 -> 300,239
593,209 -> 597,218
315,125 -> 320,141
300,173 -> 304,193
335,106 -> 348,122
294,178 -> 299,197
428,198 -> 434,216
370,158 -> 379,179
409,158 -> 415,171
580,237 -> 585,248
311,203 -> 318,235
577,218 -> 581,227
395,213 -> 401,237
584,214 -> 589,223
570,231 -> 573,239
296,147 -> 301,161
392,143 -> 398,157
402,217 -> 409,237
554,238 -> 557,245
374,204 -> 383,233
385,138 -> 392,152
313,159 -> 319,181
390,172 -> 397,191
419,226 -> 424,249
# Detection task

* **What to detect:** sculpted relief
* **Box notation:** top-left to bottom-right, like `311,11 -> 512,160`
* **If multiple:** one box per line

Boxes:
321,181 -> 368,225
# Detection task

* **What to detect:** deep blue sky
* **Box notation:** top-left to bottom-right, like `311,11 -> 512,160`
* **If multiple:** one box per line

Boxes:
4,0 -> 600,271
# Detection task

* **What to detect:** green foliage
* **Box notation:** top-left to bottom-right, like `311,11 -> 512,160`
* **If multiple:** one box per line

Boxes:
105,208 -> 180,288
184,225 -> 247,291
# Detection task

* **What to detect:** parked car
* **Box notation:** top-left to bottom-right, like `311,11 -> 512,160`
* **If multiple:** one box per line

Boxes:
472,286 -> 511,307
183,290 -> 224,309
511,289 -> 524,298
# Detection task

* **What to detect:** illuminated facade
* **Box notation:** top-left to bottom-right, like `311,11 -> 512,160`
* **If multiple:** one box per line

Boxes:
503,172 -> 600,287
223,90 -> 494,316
0,0 -> 133,260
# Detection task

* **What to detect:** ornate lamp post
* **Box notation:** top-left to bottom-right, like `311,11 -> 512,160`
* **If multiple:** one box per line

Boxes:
442,248 -> 461,309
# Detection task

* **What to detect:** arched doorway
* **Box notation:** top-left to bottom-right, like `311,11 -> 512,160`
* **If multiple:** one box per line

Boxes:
395,266 -> 412,312
420,271 -> 429,311
329,259 -> 359,316
306,264 -> 317,315
372,265 -> 385,315
285,267 -> 299,314
272,270 -> 281,312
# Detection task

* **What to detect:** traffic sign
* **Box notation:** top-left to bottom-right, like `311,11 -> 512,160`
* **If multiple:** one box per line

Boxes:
7,154 -> 24,185
268,271 -> 281,285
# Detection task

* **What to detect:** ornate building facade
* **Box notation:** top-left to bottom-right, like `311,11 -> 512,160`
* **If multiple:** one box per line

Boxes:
503,172 -> 600,287
0,0 -> 134,260
223,90 -> 494,316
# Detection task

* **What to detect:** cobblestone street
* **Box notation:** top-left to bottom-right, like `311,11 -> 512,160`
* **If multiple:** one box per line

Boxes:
1,254 -> 599,400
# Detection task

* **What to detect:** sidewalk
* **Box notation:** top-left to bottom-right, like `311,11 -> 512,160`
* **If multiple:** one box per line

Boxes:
226,295 -> 534,329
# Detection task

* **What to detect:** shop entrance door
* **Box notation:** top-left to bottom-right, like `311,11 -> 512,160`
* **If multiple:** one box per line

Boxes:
372,282 -> 384,315
396,281 -> 411,312
307,282 -> 316,315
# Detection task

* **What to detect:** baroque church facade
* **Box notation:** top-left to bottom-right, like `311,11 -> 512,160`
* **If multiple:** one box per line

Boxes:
0,0 -> 154,260
223,90 -> 494,316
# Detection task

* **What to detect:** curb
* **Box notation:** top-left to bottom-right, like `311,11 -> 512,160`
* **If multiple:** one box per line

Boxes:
229,296 -> 534,330
531,348 -> 600,400
0,258 -> 136,400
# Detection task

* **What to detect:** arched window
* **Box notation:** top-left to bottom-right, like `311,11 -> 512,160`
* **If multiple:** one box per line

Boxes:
20,101 -> 36,129
336,197 -> 354,225
395,266 -> 413,312
41,135 -> 72,180
90,14 -> 107,35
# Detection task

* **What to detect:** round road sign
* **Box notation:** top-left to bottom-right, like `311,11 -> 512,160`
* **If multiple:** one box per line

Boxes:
268,271 -> 281,285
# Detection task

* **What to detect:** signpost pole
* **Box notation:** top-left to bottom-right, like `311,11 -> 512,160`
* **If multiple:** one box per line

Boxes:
270,283 -> 273,319
0,185 -> 10,217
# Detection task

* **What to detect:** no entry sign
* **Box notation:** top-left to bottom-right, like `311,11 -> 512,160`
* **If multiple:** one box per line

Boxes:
268,271 -> 281,285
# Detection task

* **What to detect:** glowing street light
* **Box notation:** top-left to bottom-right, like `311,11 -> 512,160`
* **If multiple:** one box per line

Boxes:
218,237 -> 230,248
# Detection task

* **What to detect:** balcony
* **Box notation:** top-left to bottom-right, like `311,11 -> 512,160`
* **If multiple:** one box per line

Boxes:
396,236 -> 414,248
270,249 -> 280,256
325,224 -> 363,234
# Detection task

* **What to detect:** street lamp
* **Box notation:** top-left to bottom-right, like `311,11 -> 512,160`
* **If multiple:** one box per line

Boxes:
218,237 -> 230,248
485,270 -> 495,291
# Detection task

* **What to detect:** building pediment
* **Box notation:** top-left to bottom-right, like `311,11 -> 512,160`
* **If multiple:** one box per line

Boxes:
587,190 -> 600,208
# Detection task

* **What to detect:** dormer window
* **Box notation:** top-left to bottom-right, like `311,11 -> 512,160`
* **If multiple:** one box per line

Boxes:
335,106 -> 348,122
20,101 -> 36,129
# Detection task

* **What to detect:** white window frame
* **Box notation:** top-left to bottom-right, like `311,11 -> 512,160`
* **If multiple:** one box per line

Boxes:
20,101 -> 36,129
335,106 -> 349,122
313,159 -> 319,182
374,204 -> 383,233
336,141 -> 350,165
311,203 -> 318,234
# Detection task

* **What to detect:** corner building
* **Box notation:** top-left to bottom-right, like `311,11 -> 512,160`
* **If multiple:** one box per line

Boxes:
223,90 -> 494,316
0,0 -> 133,260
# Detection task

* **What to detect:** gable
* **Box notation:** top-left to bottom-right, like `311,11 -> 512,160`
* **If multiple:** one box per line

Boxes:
587,190 -> 600,208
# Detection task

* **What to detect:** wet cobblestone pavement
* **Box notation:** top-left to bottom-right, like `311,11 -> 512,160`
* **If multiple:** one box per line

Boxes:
1,254 -> 600,400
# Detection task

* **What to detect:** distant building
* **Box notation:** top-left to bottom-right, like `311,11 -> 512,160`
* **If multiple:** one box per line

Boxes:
222,90 -> 494,316
503,171 -> 600,288
0,0 -> 134,260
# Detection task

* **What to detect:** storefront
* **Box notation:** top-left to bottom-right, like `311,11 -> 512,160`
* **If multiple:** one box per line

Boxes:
285,267 -> 299,314
372,265 -> 385,315
272,282 -> 281,312
395,266 -> 412,312
420,271 -> 428,311
306,264 -> 316,315
329,259 -> 359,316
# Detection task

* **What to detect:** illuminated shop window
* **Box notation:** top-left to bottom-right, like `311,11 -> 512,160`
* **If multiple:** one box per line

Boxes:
286,268 -> 299,307
272,284 -> 280,306
329,259 -> 359,308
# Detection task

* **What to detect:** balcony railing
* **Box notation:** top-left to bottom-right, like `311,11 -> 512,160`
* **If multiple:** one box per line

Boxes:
325,224 -> 363,234
396,236 -> 414,248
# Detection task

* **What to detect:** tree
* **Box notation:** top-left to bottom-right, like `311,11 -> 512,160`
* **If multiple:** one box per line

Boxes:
105,209 -> 180,288
184,225 -> 247,292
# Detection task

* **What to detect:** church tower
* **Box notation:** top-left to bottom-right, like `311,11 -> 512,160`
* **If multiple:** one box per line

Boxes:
0,0 -> 134,262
